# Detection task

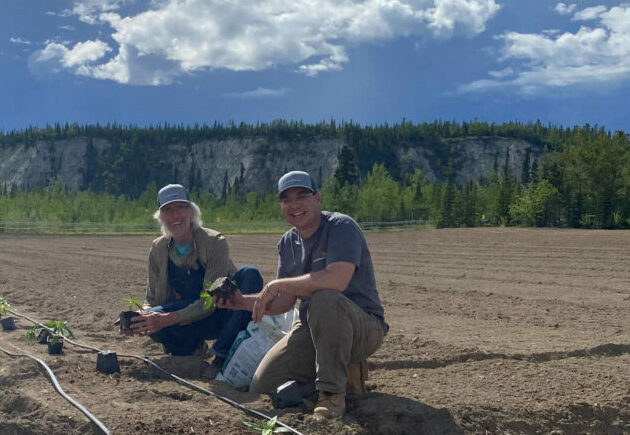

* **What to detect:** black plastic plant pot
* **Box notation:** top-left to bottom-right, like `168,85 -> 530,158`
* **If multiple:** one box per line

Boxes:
96,351 -> 120,374
119,311 -> 140,331
37,328 -> 52,344
1,317 -> 16,331
47,337 -> 64,355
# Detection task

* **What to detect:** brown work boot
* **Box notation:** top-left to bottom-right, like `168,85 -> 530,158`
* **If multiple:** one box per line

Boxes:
346,361 -> 368,395
313,392 -> 346,419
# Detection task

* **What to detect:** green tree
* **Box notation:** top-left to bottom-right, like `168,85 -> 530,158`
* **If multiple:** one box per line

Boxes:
460,180 -> 477,227
355,164 -> 400,222
438,163 -> 457,228
509,179 -> 559,226
320,177 -> 357,217
561,131 -> 630,228
497,147 -> 515,224
521,147 -> 531,184
334,145 -> 359,186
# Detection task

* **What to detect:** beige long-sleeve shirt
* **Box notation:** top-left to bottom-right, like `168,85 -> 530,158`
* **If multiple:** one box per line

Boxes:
145,227 -> 237,325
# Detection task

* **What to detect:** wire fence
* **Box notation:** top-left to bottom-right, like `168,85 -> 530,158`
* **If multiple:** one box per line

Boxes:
0,221 -> 160,234
0,219 -> 428,235
359,219 -> 428,230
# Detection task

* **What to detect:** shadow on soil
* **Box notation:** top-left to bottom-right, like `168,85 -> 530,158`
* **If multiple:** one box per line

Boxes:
346,392 -> 463,435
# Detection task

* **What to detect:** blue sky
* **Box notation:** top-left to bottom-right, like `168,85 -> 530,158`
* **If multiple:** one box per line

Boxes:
1,0 -> 629,133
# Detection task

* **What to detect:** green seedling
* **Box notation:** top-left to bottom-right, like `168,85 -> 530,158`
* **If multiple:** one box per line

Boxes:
243,416 -> 290,434
26,324 -> 39,341
45,320 -> 74,345
200,290 -> 215,310
26,324 -> 51,343
0,297 -> 10,316
122,297 -> 143,311
200,280 -> 217,311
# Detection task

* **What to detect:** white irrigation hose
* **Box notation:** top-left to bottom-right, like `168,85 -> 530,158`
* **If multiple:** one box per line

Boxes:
7,308 -> 304,435
0,343 -> 110,435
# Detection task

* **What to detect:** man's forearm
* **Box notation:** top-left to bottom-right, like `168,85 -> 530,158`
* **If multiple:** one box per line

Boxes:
271,262 -> 355,297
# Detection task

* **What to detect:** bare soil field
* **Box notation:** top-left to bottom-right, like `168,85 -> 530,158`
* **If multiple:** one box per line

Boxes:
0,228 -> 629,434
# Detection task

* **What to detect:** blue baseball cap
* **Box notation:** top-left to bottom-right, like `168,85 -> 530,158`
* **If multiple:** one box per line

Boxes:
277,171 -> 317,197
157,184 -> 190,209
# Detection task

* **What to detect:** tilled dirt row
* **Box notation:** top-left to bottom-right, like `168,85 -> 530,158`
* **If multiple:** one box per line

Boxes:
0,228 -> 629,434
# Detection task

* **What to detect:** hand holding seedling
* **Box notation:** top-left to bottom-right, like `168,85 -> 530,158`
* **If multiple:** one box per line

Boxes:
201,276 -> 242,310
216,288 -> 247,311
206,276 -> 238,305
129,311 -> 177,336
117,297 -> 144,335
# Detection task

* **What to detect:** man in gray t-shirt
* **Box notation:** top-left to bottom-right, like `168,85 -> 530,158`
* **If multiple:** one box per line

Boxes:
278,210 -> 387,330
218,170 -> 388,419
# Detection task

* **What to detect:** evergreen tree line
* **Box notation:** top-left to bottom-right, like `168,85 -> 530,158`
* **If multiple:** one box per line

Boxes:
1,121 -> 629,231
0,118 -> 570,150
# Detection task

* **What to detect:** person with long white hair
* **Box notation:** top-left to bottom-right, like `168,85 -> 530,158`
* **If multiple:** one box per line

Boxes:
127,184 -> 262,379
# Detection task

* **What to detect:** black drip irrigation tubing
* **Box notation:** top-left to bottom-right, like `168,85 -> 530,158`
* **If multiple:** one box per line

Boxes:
6,308 -> 304,435
0,343 -> 110,435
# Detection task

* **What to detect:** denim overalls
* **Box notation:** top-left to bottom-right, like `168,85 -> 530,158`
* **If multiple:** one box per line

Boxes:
149,257 -> 263,356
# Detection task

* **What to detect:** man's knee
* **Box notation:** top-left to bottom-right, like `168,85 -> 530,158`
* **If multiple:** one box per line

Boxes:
309,290 -> 344,310
233,265 -> 263,295
250,370 -> 273,394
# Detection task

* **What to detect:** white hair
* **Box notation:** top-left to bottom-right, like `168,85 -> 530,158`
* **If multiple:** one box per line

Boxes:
153,201 -> 203,237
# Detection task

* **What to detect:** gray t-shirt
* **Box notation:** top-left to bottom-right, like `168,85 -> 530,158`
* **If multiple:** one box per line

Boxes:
277,211 -> 388,332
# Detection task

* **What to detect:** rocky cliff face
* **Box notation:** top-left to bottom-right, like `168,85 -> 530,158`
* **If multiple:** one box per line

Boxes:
0,136 -> 540,196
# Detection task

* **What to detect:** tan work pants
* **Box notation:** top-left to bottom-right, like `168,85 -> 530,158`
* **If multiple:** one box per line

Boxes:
250,290 -> 385,395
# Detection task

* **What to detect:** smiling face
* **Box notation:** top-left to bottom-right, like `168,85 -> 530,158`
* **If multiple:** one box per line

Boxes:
159,201 -> 193,243
279,187 -> 322,238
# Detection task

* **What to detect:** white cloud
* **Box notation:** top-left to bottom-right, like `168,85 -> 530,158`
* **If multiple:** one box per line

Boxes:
488,67 -> 514,78
46,10 -> 73,18
63,40 -> 112,67
554,3 -> 576,16
461,4 -> 630,94
425,0 -> 502,37
572,5 -> 608,21
10,37 -> 32,45
223,87 -> 291,99
32,0 -> 500,85
28,40 -> 112,76
542,29 -> 562,36
71,0 -> 128,24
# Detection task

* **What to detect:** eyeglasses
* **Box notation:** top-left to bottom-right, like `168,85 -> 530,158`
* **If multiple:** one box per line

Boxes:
279,192 -> 314,206
161,204 -> 190,215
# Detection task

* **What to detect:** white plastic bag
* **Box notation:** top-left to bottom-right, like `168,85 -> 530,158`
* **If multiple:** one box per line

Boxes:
261,307 -> 298,334
216,307 -> 298,387
216,321 -> 282,387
